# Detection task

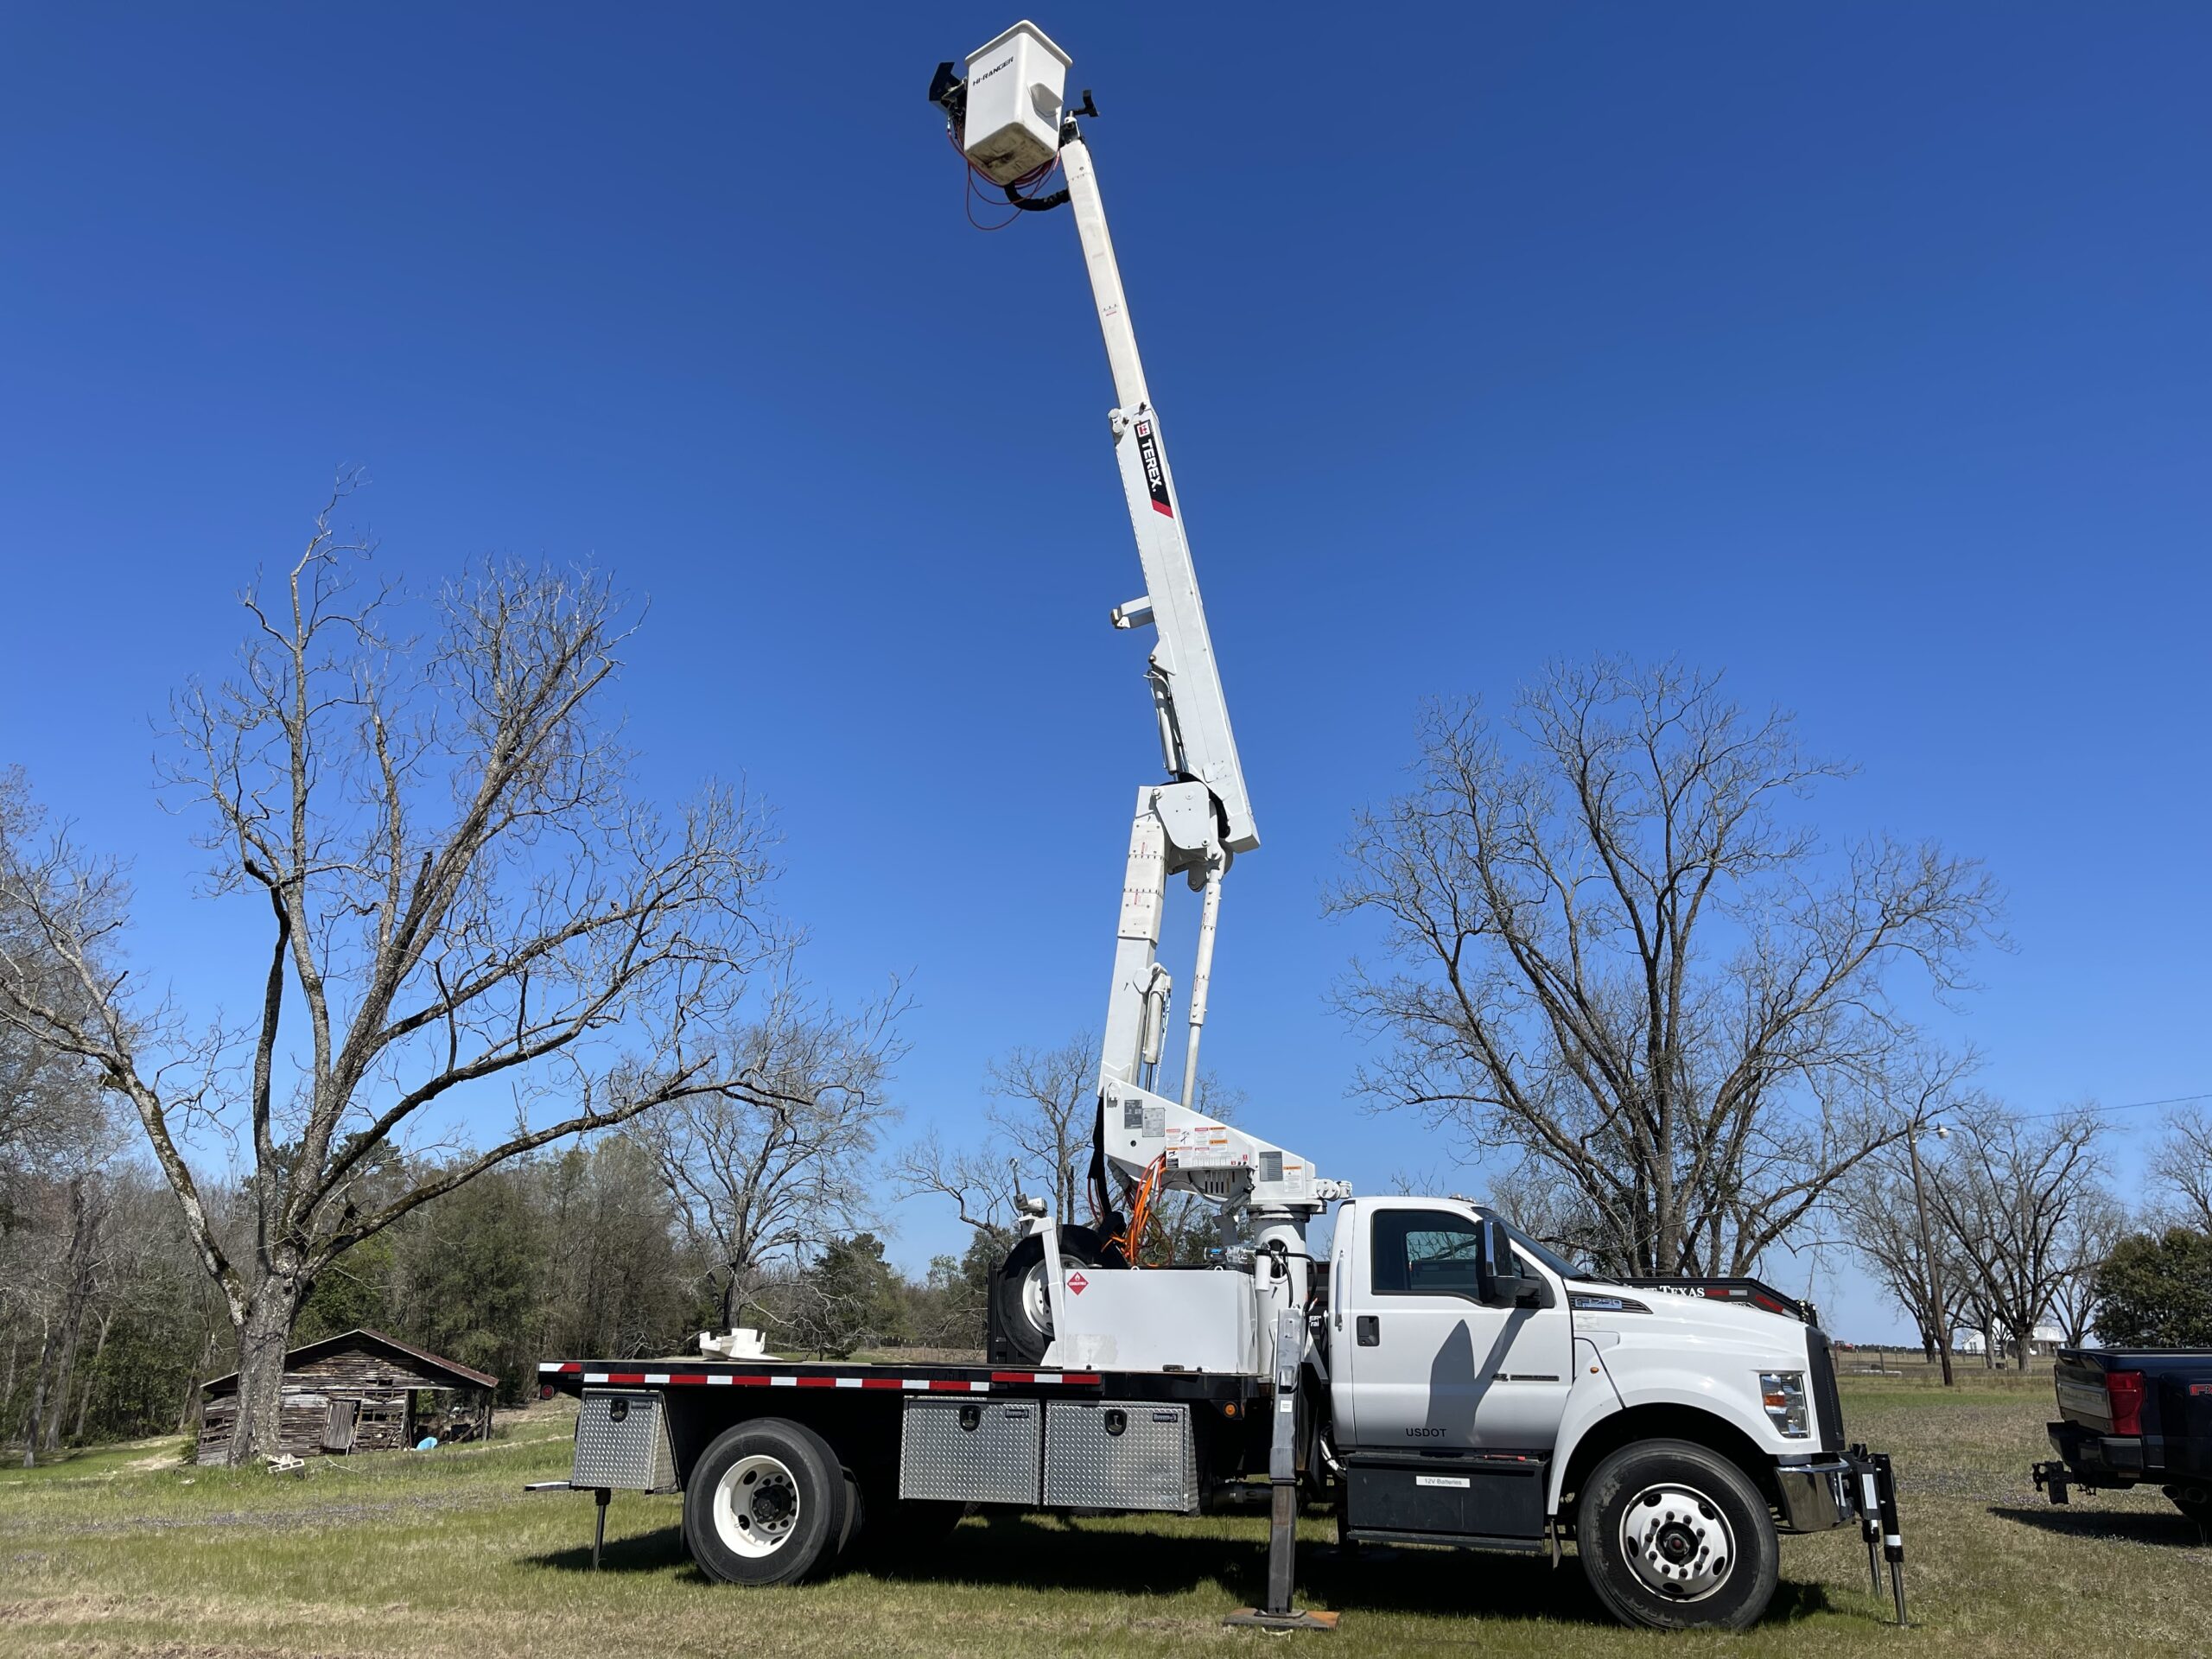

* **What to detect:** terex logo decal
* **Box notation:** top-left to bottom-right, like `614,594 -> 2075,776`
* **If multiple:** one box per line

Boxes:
1066,1271 -> 1089,1295
1133,418 -> 1173,518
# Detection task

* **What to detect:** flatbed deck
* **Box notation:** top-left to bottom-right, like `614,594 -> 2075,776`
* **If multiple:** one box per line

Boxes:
537,1357 -> 1269,1405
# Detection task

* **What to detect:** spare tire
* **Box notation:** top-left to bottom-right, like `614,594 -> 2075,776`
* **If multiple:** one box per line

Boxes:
990,1225 -> 1122,1367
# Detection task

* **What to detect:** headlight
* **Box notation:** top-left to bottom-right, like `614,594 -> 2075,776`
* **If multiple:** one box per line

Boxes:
1759,1371 -> 1810,1438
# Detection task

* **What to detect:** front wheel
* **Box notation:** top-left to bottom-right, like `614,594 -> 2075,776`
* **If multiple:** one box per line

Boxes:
683,1418 -> 849,1586
1574,1438 -> 1779,1630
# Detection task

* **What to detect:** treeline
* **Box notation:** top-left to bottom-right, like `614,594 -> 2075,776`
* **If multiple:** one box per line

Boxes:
2,1024 -> 1230,1459
2,1134 -> 1014,1452
1827,1099 -> 2212,1369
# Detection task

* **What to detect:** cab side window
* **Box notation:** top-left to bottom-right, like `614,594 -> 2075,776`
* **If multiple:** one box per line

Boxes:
1370,1209 -> 1483,1300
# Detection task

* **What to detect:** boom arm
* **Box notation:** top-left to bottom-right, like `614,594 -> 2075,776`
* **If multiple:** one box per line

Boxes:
937,24 -> 1344,1275
1064,131 -> 1257,857
1060,128 -> 1344,1242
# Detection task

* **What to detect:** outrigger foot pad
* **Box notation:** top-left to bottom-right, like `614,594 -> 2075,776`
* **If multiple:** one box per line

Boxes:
1224,1609 -> 1340,1632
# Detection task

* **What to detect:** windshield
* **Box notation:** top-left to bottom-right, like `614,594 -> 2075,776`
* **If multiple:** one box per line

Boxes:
1476,1208 -> 1590,1281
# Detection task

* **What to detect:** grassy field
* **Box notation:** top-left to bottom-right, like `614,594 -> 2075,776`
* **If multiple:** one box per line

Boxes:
2,1370 -> 2205,1659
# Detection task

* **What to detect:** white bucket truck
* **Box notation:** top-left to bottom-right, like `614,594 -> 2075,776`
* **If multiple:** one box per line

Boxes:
532,22 -> 1907,1635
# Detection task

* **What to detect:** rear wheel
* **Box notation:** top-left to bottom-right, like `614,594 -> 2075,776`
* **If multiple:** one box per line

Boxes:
838,1471 -> 866,1559
684,1418 -> 849,1586
1574,1439 -> 1778,1630
2167,1484 -> 2212,1529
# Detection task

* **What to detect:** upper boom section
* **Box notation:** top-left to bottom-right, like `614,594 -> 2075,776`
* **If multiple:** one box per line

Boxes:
943,22 -> 1257,855
1064,136 -> 1258,855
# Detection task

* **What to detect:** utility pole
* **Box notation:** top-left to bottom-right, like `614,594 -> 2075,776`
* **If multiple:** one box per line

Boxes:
1905,1126 -> 1954,1388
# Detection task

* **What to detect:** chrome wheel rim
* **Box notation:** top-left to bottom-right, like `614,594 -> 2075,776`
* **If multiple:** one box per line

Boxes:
1620,1483 -> 1736,1602
712,1453 -> 801,1559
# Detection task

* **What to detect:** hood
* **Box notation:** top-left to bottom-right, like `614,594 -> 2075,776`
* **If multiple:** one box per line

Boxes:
1566,1279 -> 1814,1360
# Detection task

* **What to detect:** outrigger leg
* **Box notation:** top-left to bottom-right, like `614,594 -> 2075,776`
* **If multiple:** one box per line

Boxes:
1225,1309 -> 1338,1633
1848,1444 -> 1907,1627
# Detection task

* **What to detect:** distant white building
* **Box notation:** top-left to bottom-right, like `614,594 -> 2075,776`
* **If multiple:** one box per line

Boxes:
1953,1322 -> 2066,1357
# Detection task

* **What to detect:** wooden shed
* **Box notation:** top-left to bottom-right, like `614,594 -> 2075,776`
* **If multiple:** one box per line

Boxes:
195,1328 -> 497,1465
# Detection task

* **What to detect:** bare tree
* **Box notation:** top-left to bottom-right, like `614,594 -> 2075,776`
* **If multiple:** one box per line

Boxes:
893,1033 -> 1097,1237
1928,1104 -> 2107,1371
893,1130 -> 1019,1233
2149,1105 -> 2212,1233
1331,661 -> 2002,1277
0,486 -> 786,1462
17,1175 -> 105,1462
1825,1055 -> 1980,1382
982,1033 -> 1096,1220
2049,1184 -> 2127,1346
0,779 -> 110,1205
1834,1153 -> 1972,1379
632,976 -> 903,1335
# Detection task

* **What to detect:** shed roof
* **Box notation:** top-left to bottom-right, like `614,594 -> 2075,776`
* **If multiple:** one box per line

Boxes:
201,1327 -> 498,1396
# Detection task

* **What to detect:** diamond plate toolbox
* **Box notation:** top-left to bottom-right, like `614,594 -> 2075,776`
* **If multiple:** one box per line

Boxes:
571,1389 -> 676,1492
1044,1400 -> 1197,1512
899,1397 -> 1041,1505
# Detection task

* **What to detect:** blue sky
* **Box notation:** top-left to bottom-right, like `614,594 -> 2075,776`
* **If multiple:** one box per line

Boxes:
3,4 -> 2206,1338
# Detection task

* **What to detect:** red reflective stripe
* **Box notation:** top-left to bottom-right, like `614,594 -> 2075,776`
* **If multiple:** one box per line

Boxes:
990,1372 -> 1033,1383
1063,1373 -> 1101,1384
604,1373 -> 646,1384
926,1380 -> 972,1391
665,1374 -> 709,1385
860,1377 -> 904,1389
796,1376 -> 839,1388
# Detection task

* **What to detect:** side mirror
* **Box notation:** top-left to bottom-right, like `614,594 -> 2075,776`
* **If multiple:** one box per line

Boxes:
1475,1217 -> 1544,1309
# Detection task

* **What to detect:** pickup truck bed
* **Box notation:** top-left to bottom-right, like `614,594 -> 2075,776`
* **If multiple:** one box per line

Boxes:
2032,1347 -> 2212,1527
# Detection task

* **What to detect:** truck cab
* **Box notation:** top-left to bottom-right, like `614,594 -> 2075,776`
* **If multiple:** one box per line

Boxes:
1321,1198 -> 1866,1628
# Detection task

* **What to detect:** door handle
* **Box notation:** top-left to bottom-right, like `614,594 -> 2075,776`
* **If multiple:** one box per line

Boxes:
1356,1315 -> 1379,1346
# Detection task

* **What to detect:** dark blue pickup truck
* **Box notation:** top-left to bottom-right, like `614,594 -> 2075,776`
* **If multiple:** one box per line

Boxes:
2032,1348 -> 2212,1527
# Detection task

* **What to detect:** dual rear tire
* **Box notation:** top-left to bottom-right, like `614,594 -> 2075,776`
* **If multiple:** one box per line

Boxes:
683,1416 -> 965,1585
684,1419 -> 849,1586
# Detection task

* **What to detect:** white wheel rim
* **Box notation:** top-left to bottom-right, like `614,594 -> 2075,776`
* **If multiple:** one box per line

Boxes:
1620,1483 -> 1737,1603
712,1453 -> 801,1559
1019,1258 -> 1054,1337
